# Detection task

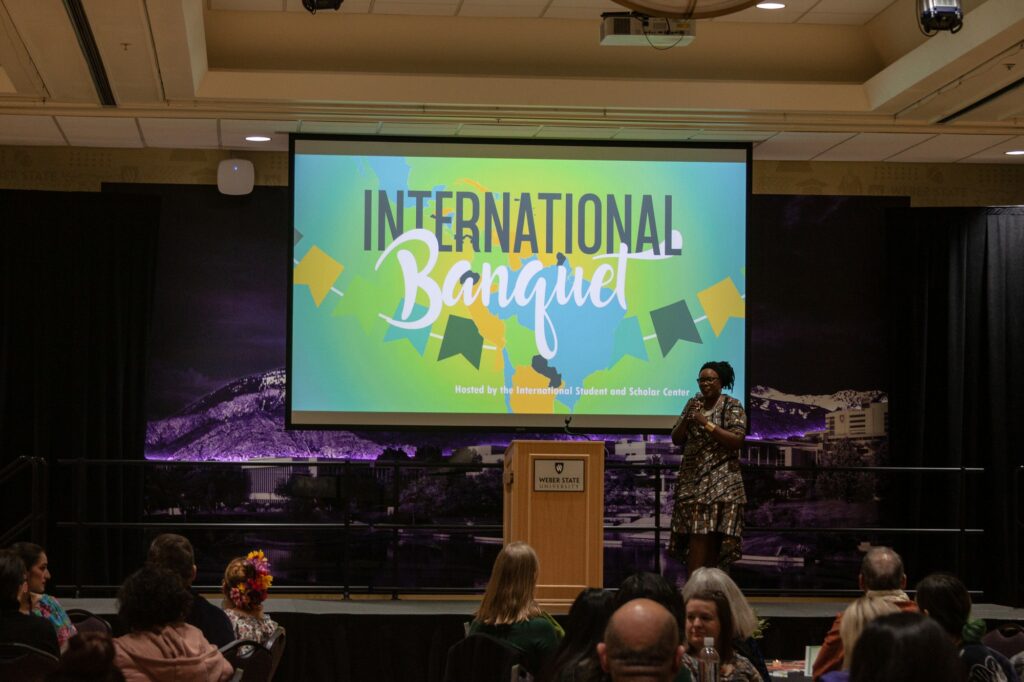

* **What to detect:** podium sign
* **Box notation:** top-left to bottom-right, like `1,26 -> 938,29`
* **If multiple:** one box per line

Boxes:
504,440 -> 604,609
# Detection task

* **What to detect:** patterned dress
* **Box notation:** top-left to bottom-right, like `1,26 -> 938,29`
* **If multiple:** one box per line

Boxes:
669,394 -> 747,568
224,609 -> 279,644
31,593 -> 77,649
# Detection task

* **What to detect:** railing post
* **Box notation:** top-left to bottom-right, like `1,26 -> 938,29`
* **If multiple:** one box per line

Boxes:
654,461 -> 662,575
75,457 -> 86,598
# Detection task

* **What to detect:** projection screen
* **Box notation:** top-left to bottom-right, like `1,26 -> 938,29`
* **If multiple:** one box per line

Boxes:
289,136 -> 749,431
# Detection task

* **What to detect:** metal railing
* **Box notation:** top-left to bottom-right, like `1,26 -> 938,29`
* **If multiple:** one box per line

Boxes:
0,456 -> 48,547
51,457 -> 985,598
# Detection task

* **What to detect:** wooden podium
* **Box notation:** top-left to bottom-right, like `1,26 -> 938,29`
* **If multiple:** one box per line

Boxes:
503,440 -> 604,609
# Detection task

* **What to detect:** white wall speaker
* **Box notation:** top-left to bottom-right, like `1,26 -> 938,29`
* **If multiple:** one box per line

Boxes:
217,159 -> 254,195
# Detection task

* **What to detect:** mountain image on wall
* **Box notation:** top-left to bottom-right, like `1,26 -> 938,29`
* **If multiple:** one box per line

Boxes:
747,385 -> 887,440
145,368 -> 569,460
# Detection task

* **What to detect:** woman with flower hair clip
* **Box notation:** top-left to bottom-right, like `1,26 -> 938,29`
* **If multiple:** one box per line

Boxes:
221,550 -> 279,644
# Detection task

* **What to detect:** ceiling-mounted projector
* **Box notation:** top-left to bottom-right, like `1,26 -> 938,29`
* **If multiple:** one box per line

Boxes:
601,12 -> 695,47
302,0 -> 343,14
919,0 -> 963,33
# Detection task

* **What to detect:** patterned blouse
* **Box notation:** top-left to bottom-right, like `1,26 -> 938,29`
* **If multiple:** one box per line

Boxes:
31,593 -> 77,648
224,609 -> 279,644
682,651 -> 760,681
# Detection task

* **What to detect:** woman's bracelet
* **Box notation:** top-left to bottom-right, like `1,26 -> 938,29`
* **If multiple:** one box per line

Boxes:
705,422 -> 716,433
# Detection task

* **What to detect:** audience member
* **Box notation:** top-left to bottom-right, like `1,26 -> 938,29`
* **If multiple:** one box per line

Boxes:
819,596 -> 899,682
597,598 -> 684,682
9,542 -> 77,650
681,589 -> 759,681
915,572 -> 1019,682
46,631 -> 125,682
467,542 -> 562,676
615,572 -> 691,682
849,611 -> 960,682
812,546 -> 916,679
682,567 -> 768,681
0,549 -> 59,658
541,587 -> 615,682
113,565 -> 233,682
221,550 -> 279,645
146,533 -> 234,647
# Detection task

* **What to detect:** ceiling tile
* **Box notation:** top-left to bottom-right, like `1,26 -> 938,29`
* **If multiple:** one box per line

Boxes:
459,1 -> 545,18
887,134 -> 1014,163
752,132 -> 856,160
55,116 -> 143,148
371,2 -> 458,16
378,122 -> 463,136
813,132 -> 934,161
298,121 -> 381,134
285,0 -> 371,10
458,124 -> 542,137
210,1 -> 285,10
0,115 -> 66,145
960,135 -> 1024,163
812,0 -> 894,13
220,119 -> 299,151
799,12 -> 875,25
535,125 -> 619,139
137,118 -> 220,149
713,0 -> 818,23
689,130 -> 774,142
612,128 -> 699,141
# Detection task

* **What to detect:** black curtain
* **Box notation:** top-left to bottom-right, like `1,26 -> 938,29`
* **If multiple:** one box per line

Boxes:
0,189 -> 159,586
887,207 -> 1024,605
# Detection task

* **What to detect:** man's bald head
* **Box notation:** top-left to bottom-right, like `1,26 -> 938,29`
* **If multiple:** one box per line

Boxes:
860,546 -> 906,591
598,598 -> 683,682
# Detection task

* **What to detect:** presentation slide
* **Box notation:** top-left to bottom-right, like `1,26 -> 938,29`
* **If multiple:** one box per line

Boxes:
289,137 -> 748,431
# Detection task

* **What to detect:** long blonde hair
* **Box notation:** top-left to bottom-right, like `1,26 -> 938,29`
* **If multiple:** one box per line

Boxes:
682,567 -> 758,639
475,542 -> 542,625
840,595 -> 899,668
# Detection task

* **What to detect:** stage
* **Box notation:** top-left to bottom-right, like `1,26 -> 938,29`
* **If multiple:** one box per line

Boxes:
64,596 -> 1024,682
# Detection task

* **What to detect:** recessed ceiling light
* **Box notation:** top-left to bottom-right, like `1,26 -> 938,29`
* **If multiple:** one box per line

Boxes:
245,135 -> 271,142
756,2 -> 786,8
1005,150 -> 1024,156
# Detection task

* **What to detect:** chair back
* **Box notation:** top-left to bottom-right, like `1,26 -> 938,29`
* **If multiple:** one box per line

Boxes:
66,608 -> 113,636
265,626 -> 286,679
220,638 -> 274,682
443,633 -> 524,682
0,642 -> 60,682
983,624 -> 1024,660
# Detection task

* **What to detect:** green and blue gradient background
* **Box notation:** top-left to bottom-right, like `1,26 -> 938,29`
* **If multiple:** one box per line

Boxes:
292,148 -> 746,422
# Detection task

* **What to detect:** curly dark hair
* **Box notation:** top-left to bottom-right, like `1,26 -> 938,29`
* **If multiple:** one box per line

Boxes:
49,631 -> 126,682
615,572 -> 685,636
700,361 -> 736,391
117,565 -> 192,632
0,550 -> 27,603
850,612 -> 959,682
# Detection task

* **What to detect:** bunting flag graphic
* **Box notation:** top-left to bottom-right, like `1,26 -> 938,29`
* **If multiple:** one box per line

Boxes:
611,316 -> 648,365
649,299 -> 703,357
438,315 -> 484,369
294,245 -> 343,307
383,300 -> 432,356
697,277 -> 745,337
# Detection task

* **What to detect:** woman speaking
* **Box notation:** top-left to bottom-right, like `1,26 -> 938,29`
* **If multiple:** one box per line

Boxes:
670,360 -> 747,575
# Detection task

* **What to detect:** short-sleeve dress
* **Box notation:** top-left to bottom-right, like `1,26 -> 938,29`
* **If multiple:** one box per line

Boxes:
32,593 -> 77,649
669,394 -> 747,568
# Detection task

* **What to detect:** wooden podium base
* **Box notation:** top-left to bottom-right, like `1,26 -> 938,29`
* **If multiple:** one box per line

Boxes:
504,440 -> 604,609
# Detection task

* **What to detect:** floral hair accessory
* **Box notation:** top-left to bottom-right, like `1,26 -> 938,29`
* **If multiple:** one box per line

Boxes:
227,549 -> 273,610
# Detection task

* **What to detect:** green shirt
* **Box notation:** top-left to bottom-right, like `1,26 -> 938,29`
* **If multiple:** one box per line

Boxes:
467,616 -> 561,675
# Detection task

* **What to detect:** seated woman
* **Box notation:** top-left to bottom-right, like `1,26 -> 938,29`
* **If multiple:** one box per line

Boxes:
682,567 -> 768,682
849,612 -> 960,682
540,587 -> 615,682
467,541 -> 562,677
221,550 -> 279,644
113,565 -> 234,682
9,542 -> 77,650
819,596 -> 899,682
915,573 -> 1019,682
682,589 -> 760,681
0,549 -> 59,658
